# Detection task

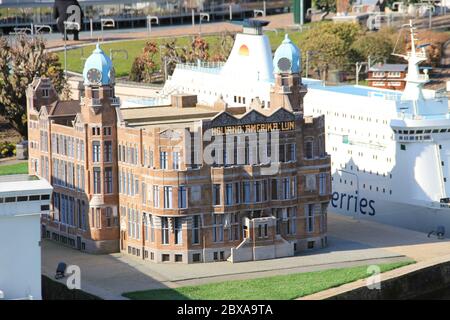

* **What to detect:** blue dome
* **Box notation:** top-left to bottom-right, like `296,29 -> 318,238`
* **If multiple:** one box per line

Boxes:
273,34 -> 301,74
83,44 -> 115,85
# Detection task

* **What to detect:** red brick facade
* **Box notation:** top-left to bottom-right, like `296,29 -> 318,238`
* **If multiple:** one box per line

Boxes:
28,67 -> 331,263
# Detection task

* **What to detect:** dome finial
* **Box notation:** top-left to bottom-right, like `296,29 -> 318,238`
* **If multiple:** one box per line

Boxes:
273,34 -> 301,74
283,34 -> 292,44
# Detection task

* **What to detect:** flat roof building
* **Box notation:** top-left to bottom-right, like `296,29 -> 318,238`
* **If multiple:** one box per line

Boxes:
27,22 -> 331,263
0,174 -> 52,300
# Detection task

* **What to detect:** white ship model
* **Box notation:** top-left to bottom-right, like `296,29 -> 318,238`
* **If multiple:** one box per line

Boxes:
126,19 -> 450,235
304,21 -> 450,235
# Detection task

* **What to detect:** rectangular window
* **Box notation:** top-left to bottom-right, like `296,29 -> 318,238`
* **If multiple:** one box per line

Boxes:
192,215 -> 200,244
105,207 -> 112,227
173,152 -> 180,170
262,180 -> 268,201
213,214 -> 224,242
103,127 -> 112,136
104,167 -> 113,194
153,186 -> 159,208
96,208 -> 101,229
164,186 -> 173,209
174,217 -> 182,245
149,150 -> 154,167
225,183 -> 233,205
92,141 -> 101,162
178,186 -> 187,208
161,217 -> 169,244
234,182 -> 241,204
135,211 -> 140,240
229,213 -> 240,241
305,139 -> 314,159
160,151 -> 168,169
279,144 -> 285,162
319,173 -> 327,195
283,178 -> 290,200
212,184 -> 221,206
243,181 -> 251,203
286,143 -> 296,162
104,141 -> 113,162
254,181 -> 261,203
306,204 -> 314,233
93,168 -> 101,194
271,179 -> 278,200
142,183 -> 146,205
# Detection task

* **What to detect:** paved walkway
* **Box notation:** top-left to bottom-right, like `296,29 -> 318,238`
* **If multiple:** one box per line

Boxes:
328,213 -> 450,262
0,158 -> 27,166
42,211 -> 450,300
43,13 -> 295,49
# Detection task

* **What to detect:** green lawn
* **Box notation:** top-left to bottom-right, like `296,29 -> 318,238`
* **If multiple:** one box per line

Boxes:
56,31 -> 302,78
0,162 -> 28,176
123,260 -> 414,300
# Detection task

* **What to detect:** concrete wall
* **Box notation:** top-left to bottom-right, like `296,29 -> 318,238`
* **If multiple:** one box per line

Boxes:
327,260 -> 450,300
0,214 -> 42,300
230,238 -> 294,263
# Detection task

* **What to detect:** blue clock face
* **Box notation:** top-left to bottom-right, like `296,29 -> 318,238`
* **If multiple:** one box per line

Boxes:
87,68 -> 102,84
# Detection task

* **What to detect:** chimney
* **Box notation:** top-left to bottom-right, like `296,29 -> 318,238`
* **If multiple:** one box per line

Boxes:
171,94 -> 197,108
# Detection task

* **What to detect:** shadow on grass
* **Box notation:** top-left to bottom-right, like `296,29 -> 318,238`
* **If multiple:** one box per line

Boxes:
123,289 -> 191,300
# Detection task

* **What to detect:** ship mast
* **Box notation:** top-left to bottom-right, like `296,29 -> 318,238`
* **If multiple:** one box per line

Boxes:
392,20 -> 428,114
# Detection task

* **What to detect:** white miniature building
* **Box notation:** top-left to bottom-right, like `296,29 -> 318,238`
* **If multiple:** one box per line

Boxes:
0,174 -> 52,300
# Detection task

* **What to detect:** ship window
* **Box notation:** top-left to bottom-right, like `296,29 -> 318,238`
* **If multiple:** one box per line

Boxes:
445,178 -> 447,182
440,129 -> 447,133
409,130 -> 415,134
440,145 -> 442,149
400,144 -> 406,151
425,130 -> 431,133
433,129 -> 439,133
416,130 -> 423,134
442,161 -> 445,166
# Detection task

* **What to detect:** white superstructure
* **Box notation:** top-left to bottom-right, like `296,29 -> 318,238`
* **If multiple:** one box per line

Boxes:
305,22 -> 450,234
0,174 -> 52,300
129,20 -> 450,235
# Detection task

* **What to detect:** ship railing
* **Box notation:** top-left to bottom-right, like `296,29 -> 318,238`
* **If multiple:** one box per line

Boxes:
175,61 -> 225,74
368,91 -> 401,101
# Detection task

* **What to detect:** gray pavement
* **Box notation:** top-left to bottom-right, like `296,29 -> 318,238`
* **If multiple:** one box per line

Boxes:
42,212 -> 423,300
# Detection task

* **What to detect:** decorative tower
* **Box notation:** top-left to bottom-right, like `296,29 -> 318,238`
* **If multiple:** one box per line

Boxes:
81,44 -> 120,252
270,34 -> 307,113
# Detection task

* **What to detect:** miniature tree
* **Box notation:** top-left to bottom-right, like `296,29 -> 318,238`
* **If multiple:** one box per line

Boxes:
0,36 -> 67,138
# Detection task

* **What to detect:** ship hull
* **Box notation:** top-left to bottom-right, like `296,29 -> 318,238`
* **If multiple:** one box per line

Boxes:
330,185 -> 450,235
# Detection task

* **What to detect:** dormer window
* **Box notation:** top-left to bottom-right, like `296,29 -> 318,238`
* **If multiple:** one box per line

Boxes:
42,89 -> 49,97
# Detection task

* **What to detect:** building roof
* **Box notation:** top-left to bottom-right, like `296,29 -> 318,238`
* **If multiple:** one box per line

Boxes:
369,63 -> 408,72
48,100 -> 81,117
273,34 -> 301,74
83,44 -> 115,86
0,175 -> 52,194
120,105 -> 221,127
